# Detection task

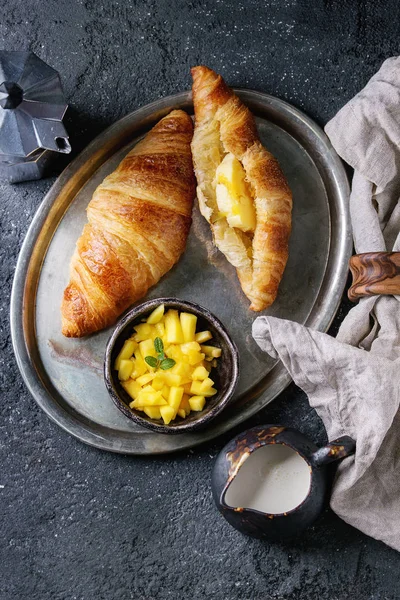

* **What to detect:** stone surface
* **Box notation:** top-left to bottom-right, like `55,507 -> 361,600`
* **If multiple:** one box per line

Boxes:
1,1 -> 400,599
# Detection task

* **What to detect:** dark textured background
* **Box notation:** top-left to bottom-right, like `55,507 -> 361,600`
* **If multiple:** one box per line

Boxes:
1,1 -> 400,599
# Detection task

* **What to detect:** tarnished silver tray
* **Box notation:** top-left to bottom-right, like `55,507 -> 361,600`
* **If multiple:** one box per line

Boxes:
10,90 -> 351,454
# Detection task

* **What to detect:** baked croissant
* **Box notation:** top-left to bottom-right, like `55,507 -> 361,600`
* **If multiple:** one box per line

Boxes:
191,66 -> 292,311
61,109 -> 195,337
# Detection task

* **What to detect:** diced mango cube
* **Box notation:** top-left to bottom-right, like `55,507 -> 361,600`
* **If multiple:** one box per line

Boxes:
189,395 -> 206,411
141,385 -> 155,393
177,408 -> 186,419
132,351 -> 147,377
201,345 -> 222,358
168,386 -> 184,413
179,394 -> 191,416
139,339 -> 156,361
161,372 -> 181,387
182,382 -> 192,394
195,330 -> 213,343
118,359 -> 134,381
180,312 -> 197,342
160,405 -> 175,425
152,374 -> 164,391
199,377 -> 214,392
202,387 -> 217,397
136,372 -> 155,387
122,379 -> 141,400
155,322 -> 165,337
114,339 -> 137,370
171,362 -> 191,378
143,406 -> 162,419
190,380 -> 204,396
167,345 -> 184,362
165,309 -> 184,344
181,341 -> 201,354
146,304 -> 165,325
161,385 -> 170,400
191,366 -> 209,380
190,381 -> 217,396
188,351 -> 205,366
134,323 -> 153,341
131,391 -> 167,407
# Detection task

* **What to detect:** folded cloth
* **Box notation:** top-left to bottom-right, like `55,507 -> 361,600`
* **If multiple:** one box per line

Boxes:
252,57 -> 400,551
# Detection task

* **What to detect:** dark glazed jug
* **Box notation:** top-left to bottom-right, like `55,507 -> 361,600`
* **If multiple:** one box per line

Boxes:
212,425 -> 355,540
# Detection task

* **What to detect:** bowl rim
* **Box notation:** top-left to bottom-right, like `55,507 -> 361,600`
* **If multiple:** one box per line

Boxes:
104,297 -> 240,434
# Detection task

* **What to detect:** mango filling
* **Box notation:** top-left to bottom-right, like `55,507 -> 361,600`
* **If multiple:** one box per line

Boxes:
215,152 -> 256,233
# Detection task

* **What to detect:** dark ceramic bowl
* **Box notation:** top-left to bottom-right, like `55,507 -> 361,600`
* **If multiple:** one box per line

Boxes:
104,298 -> 239,434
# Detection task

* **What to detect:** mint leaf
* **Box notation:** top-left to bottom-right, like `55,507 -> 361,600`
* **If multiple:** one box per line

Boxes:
160,358 -> 176,370
145,356 -> 158,368
154,337 -> 164,356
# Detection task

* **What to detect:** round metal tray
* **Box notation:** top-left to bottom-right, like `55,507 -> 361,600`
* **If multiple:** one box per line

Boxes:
10,90 -> 352,454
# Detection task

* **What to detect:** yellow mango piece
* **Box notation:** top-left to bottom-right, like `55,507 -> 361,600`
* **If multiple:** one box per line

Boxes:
188,350 -> 205,366
179,394 -> 191,416
161,385 -> 170,400
215,152 -> 256,233
141,385 -> 155,393
114,339 -> 138,370
191,366 -> 209,381
133,323 -> 153,341
171,362 -> 191,378
181,341 -> 201,354
139,339 -> 156,361
166,345 -> 184,362
190,381 -> 217,396
199,377 -> 214,392
152,374 -> 164,391
131,352 -> 147,378
201,345 -> 222,358
165,309 -> 184,344
195,330 -> 213,343
189,395 -> 206,411
180,312 -> 197,342
155,322 -> 165,337
132,391 -> 167,407
190,381 -> 204,395
202,387 -> 217,397
168,386 -> 184,411
177,408 -> 186,419
160,404 -> 175,425
146,304 -> 165,325
118,359 -> 134,381
122,379 -> 141,400
143,406 -> 162,419
182,382 -> 192,394
161,372 -> 181,387
211,359 -> 218,368
136,372 -> 155,387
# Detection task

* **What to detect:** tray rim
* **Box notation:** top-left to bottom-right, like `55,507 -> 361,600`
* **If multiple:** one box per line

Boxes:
10,89 -> 352,455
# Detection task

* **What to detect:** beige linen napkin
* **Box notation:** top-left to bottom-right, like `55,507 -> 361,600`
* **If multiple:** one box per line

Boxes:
252,57 -> 400,550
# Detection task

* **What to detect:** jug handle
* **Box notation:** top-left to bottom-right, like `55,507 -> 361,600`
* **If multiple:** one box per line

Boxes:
310,436 -> 356,467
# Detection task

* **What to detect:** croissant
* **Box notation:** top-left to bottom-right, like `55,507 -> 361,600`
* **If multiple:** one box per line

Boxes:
61,109 -> 195,337
191,66 -> 292,311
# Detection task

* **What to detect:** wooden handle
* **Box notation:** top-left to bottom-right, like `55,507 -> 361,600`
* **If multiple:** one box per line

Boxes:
348,252 -> 400,301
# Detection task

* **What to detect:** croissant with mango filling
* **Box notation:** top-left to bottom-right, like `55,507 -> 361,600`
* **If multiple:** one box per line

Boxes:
191,66 -> 292,311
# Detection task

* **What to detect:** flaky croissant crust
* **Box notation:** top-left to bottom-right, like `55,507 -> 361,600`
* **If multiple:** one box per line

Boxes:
191,66 -> 292,311
61,110 -> 195,337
